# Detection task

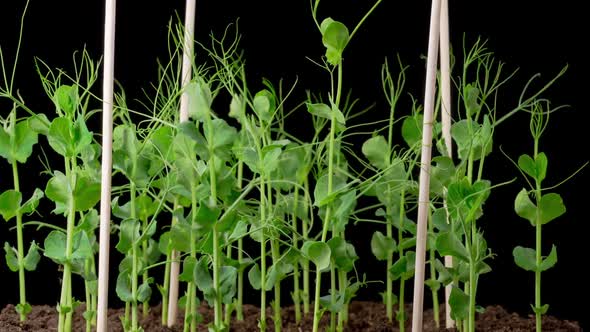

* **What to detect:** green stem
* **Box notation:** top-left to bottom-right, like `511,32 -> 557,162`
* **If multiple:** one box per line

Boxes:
398,189 -> 406,332
330,263 -> 336,331
535,221 -> 542,332
337,266 -> 347,331
84,258 -> 92,332
225,243 -> 233,326
183,287 -> 192,332
130,183 -> 139,332
189,187 -> 198,332
58,157 -> 76,332
142,220 -> 149,318
11,161 -> 27,322
428,212 -> 440,328
312,60 -> 342,332
131,245 -> 139,331
271,239 -> 281,332
466,222 -> 477,332
533,140 -> 542,332
205,104 -> 223,331
385,206 -> 393,322
292,188 -> 302,323
161,251 -> 170,325
259,177 -> 268,332
236,161 -> 244,321
302,179 -> 310,315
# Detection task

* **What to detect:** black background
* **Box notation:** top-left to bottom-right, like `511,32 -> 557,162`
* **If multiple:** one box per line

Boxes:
1,0 -> 588,329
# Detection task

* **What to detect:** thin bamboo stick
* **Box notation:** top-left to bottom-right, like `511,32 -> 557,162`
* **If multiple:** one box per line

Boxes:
166,0 -> 196,327
96,0 -> 117,331
411,0 -> 441,331
438,0 -> 455,328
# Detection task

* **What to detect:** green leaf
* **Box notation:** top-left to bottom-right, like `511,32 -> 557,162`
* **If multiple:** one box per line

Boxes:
518,154 -> 536,180
331,190 -> 357,234
47,117 -> 72,156
194,257 -> 214,300
539,245 -> 558,271
313,173 -> 347,207
3,242 -> 19,272
464,84 -> 481,117
513,246 -> 537,272
320,18 -> 349,65
0,190 -> 21,221
449,286 -> 469,320
301,241 -> 331,271
248,264 -> 262,290
535,153 -> 548,182
362,136 -> 390,170
44,231 -> 67,264
219,266 -> 238,304
451,117 -> 493,161
430,156 -> 455,195
532,304 -> 550,315
266,261 -> 292,290
306,102 -> 331,120
29,114 -> 50,136
187,78 -> 212,121
194,202 -> 221,231
71,231 -> 93,260
431,208 -> 450,232
390,251 -> 415,281
436,231 -> 470,262
179,256 -> 197,283
47,116 -> 92,158
116,219 -> 140,254
0,119 -> 38,163
327,236 -> 358,272
228,219 -> 248,242
54,85 -> 78,117
539,193 -> 566,225
137,280 -> 152,303
74,175 -> 101,212
20,189 -> 44,215
514,189 -> 536,226
207,119 -> 238,161
15,303 -> 32,317
260,146 -> 282,175
229,94 -> 245,120
370,231 -> 396,261
518,153 -> 548,182
401,113 -> 423,150
253,89 -> 275,123
116,272 -> 133,302
23,241 -> 41,271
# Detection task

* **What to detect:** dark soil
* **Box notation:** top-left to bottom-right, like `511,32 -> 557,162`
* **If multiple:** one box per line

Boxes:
0,301 -> 581,331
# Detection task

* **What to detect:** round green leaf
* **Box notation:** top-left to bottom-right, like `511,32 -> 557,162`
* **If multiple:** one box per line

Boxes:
370,231 -> 396,261
301,240 -> 331,271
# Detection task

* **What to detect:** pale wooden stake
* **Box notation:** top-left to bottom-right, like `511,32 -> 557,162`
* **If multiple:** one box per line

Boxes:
96,0 -> 117,331
411,0 -> 441,331
167,0 -> 196,327
438,0 -> 455,328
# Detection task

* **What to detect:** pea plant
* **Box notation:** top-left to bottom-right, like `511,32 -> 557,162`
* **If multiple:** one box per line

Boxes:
1,1 -> 581,332
509,100 -> 584,332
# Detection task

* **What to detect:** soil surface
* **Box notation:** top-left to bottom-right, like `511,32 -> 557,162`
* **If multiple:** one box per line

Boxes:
0,301 -> 581,331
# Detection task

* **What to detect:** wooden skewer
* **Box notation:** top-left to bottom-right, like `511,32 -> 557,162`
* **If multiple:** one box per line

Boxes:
411,0 -> 441,331
96,0 -> 117,330
438,0 -> 455,328
166,0 -> 196,327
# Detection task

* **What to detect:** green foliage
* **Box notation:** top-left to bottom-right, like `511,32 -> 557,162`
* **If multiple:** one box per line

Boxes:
301,241 -> 331,271
0,118 -> 38,164
320,18 -> 349,65
370,231 -> 396,261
